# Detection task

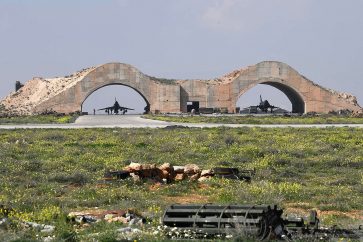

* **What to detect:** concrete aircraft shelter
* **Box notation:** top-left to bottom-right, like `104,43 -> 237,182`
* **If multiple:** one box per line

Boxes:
1,61 -> 362,115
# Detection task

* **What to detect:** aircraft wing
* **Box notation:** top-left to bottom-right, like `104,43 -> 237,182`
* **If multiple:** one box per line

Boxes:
98,106 -> 113,111
119,106 -> 134,111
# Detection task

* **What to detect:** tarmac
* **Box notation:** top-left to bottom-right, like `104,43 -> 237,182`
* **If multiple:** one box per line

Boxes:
0,115 -> 362,129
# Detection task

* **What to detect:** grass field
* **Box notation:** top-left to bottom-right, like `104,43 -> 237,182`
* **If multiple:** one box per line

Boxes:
0,127 -> 362,241
0,115 -> 78,125
144,114 -> 363,124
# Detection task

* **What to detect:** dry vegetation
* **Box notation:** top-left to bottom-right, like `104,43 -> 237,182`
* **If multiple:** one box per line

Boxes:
0,127 -> 362,241
144,114 -> 363,124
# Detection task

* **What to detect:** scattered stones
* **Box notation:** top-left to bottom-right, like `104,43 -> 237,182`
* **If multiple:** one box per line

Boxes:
184,164 -> 200,175
117,227 -> 142,238
130,173 -> 141,182
127,162 -> 143,172
139,163 -> 155,178
117,227 -> 132,233
43,236 -> 55,242
41,225 -> 56,233
67,209 -> 145,227
159,163 -> 173,172
106,216 -> 128,224
189,173 -> 200,181
201,169 -> 213,177
23,221 -> 55,233
0,218 -> 9,228
174,173 -> 186,181
173,166 -> 184,173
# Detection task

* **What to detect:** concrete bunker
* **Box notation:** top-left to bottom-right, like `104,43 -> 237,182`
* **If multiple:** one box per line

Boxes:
80,83 -> 151,114
262,81 -> 305,113
1,61 -> 361,115
186,101 -> 200,113
236,81 -> 305,113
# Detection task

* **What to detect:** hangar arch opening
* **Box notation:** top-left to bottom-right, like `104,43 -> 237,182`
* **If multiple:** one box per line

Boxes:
81,84 -> 150,115
236,82 -> 305,113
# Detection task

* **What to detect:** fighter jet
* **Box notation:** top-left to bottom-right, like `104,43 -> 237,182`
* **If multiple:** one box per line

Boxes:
98,99 -> 134,115
257,95 -> 277,113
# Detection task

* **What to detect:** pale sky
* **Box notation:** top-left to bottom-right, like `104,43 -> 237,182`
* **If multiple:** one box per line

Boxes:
1,0 -> 362,113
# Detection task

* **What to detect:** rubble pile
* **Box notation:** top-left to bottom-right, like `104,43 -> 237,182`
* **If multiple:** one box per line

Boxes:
67,208 -> 145,227
104,162 -> 253,183
352,110 -> 363,117
121,162 -> 210,183
326,88 -> 360,106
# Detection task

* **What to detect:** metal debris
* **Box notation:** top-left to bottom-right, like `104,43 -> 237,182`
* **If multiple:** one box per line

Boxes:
162,204 -> 363,240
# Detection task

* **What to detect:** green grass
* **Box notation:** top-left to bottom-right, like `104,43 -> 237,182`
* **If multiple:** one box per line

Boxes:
143,114 -> 363,124
0,114 -> 78,124
0,127 -> 362,241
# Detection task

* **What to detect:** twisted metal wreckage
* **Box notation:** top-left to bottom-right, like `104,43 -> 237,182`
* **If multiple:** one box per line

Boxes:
162,204 -> 363,241
1,202 -> 362,240
103,165 -> 363,240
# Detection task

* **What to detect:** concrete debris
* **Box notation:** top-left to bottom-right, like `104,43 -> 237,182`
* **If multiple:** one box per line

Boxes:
173,166 -> 184,173
201,169 -> 213,177
117,227 -> 142,241
174,173 -> 186,181
117,227 -> 141,233
130,173 -> 142,182
104,163 -> 254,183
188,173 -> 200,181
43,236 -> 56,242
23,221 -> 55,233
184,164 -> 201,175
159,163 -> 173,173
0,218 -> 8,228
126,162 -> 143,172
40,225 -> 55,233
67,209 -> 145,226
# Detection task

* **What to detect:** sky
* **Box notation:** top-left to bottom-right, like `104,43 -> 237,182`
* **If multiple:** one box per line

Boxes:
1,0 -> 362,113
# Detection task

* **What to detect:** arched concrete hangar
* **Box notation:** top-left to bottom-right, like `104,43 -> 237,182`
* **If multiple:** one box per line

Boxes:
3,61 -> 361,115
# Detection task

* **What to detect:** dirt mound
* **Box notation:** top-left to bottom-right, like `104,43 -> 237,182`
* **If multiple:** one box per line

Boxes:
0,67 -> 95,116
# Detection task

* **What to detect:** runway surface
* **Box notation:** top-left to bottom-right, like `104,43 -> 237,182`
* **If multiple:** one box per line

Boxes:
0,115 -> 362,129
